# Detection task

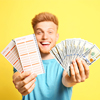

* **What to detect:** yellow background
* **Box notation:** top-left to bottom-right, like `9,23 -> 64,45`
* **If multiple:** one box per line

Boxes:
0,0 -> 100,100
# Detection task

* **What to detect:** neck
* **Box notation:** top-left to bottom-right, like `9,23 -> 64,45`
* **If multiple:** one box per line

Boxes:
40,52 -> 54,60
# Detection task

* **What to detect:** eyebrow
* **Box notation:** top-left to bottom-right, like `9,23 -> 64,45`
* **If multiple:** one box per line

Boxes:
36,28 -> 55,31
36,28 -> 42,31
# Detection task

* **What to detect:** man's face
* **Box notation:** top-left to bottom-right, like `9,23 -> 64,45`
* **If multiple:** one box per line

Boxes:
34,21 -> 59,54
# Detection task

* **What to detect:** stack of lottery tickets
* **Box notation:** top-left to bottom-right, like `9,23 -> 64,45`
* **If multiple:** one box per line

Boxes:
1,34 -> 45,75
50,38 -> 100,76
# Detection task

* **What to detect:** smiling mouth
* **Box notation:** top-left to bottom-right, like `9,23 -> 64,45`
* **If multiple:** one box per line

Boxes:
40,42 -> 50,46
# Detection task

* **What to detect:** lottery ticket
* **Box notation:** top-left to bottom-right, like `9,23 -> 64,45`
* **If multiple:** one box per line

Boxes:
15,34 -> 45,75
1,40 -> 23,73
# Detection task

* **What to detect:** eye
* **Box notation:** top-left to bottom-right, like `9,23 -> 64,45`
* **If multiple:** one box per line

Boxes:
49,31 -> 53,34
38,31 -> 42,34
36,31 -> 42,34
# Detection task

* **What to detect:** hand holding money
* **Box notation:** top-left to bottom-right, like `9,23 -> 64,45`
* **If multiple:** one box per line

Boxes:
62,58 -> 89,87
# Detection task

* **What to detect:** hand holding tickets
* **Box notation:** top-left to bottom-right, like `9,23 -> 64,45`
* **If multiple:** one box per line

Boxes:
1,34 -> 45,75
50,38 -> 100,76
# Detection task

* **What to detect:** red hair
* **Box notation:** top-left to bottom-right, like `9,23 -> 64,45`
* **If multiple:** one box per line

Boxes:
31,12 -> 58,29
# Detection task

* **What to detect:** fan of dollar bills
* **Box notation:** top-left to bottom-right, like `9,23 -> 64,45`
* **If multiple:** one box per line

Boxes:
50,38 -> 100,76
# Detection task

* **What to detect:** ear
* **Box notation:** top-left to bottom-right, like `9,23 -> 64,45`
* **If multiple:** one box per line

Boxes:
56,33 -> 59,42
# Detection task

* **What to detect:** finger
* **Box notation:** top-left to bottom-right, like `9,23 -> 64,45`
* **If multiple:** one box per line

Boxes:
76,58 -> 85,82
18,78 -> 36,94
70,64 -> 76,82
22,83 -> 35,96
15,74 -> 37,89
14,71 -> 31,82
81,59 -> 89,79
13,72 -> 20,80
63,70 -> 69,78
72,60 -> 81,83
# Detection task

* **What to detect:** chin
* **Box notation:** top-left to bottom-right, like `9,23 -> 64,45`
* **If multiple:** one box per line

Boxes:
40,51 -> 50,54
40,49 -> 51,54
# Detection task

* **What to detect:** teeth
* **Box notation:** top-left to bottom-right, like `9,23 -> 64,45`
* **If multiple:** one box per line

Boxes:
41,42 -> 50,45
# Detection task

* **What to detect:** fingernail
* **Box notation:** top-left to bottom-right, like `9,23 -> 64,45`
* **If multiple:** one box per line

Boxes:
33,73 -> 37,77
78,80 -> 81,83
27,71 -> 31,75
77,58 -> 80,62
70,64 -> 72,66
73,60 -> 75,63
35,74 -> 37,77
82,60 -> 85,63
71,64 -> 73,68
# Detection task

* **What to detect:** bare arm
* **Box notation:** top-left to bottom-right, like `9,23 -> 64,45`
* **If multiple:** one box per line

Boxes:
62,58 -> 89,87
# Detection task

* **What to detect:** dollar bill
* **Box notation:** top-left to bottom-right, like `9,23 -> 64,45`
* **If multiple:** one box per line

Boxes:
82,45 -> 100,65
76,39 -> 86,58
50,38 -> 100,76
50,47 -> 62,64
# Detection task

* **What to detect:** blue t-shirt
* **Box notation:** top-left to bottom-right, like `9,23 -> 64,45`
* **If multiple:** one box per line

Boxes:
14,59 -> 73,100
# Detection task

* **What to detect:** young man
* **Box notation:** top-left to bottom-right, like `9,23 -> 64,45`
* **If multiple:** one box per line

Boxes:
13,12 -> 89,100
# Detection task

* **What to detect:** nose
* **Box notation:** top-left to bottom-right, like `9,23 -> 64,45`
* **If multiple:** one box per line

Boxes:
42,32 -> 48,39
